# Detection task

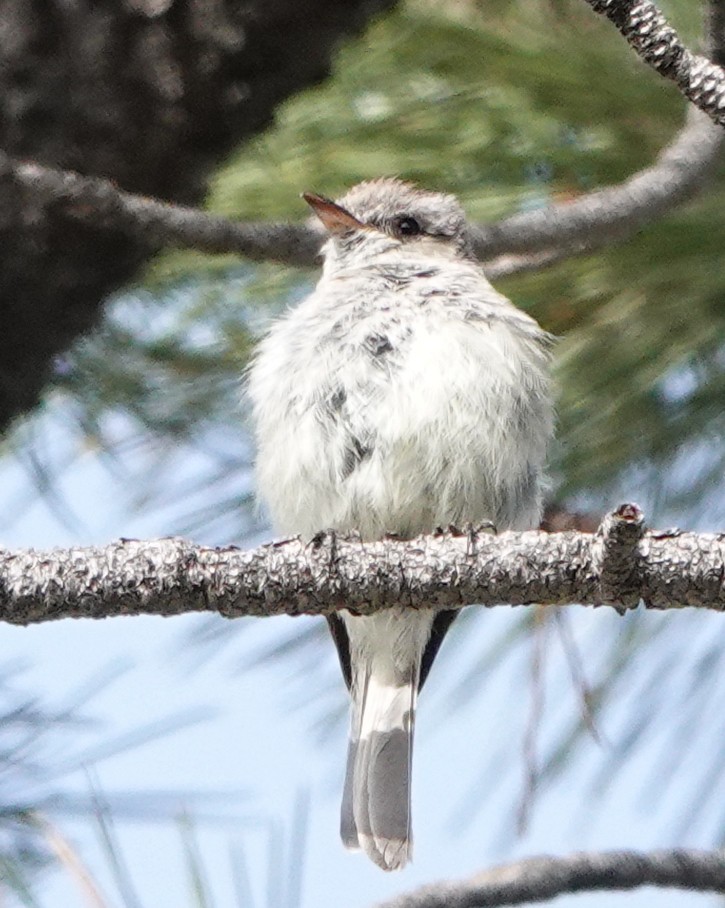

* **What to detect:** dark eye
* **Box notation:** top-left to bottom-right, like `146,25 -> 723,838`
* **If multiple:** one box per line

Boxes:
394,216 -> 423,237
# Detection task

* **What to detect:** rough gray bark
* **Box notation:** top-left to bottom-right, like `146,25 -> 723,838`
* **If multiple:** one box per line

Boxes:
375,849 -> 725,908
0,0 -> 396,433
584,0 -> 725,126
1,505 -> 724,626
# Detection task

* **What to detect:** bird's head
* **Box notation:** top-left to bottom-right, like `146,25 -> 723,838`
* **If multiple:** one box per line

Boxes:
303,178 -> 475,271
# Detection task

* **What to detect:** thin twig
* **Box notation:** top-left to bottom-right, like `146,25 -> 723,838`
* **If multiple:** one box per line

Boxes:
35,816 -> 109,908
517,609 -> 549,834
554,610 -> 605,744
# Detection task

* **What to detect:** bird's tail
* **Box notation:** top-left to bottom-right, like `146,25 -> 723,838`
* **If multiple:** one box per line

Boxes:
341,663 -> 417,871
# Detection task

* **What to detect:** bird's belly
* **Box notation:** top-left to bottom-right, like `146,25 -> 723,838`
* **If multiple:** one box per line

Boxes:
255,312 -> 544,540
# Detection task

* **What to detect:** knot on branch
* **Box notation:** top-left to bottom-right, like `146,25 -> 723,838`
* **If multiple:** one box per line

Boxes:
309,528 -> 347,612
593,503 -> 645,613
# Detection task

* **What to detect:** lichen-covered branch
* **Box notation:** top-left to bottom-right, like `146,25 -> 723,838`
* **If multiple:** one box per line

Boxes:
1,505 -> 724,627
375,848 -> 725,908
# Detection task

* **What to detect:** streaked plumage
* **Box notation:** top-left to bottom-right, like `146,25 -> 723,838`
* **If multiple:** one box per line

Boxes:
247,178 -> 553,870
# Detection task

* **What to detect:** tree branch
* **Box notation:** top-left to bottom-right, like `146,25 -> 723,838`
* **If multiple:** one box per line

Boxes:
0,0 -> 397,432
581,0 -> 725,127
5,101 -> 721,281
7,0 -> 725,282
2,505 -> 725,626
375,849 -> 725,908
481,0 -> 725,267
472,107 -> 723,263
7,153 -> 323,269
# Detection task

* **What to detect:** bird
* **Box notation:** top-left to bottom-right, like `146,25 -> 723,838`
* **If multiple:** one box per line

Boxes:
247,178 -> 554,871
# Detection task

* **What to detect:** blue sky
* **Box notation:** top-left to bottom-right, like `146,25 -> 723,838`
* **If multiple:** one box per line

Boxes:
0,393 -> 721,908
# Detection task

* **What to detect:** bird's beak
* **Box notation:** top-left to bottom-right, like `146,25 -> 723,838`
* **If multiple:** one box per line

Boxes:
302,192 -> 368,235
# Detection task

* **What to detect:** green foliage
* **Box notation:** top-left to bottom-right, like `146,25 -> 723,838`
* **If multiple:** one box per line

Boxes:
206,0 -> 671,218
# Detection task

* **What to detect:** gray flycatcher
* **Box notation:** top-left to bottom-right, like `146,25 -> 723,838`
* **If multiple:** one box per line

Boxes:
247,178 -> 554,871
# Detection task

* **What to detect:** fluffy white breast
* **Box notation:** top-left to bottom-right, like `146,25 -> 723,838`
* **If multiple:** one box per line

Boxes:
247,256 -> 553,540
